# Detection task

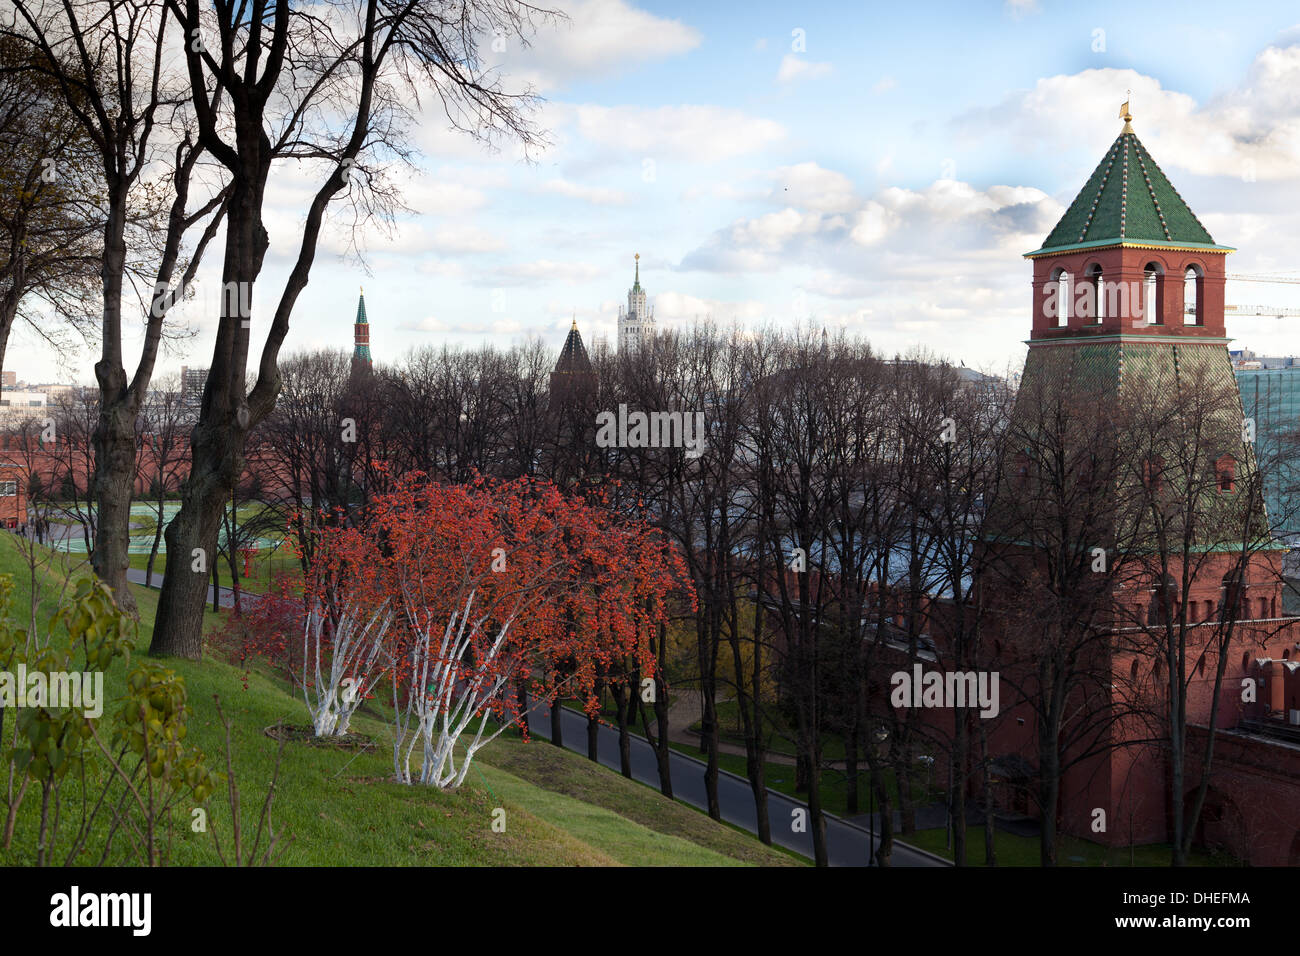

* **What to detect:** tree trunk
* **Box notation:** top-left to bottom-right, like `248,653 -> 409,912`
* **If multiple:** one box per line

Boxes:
549,693 -> 564,748
610,680 -> 632,778
151,420 -> 237,657
637,656 -> 673,798
981,721 -> 996,866
150,173 -> 266,658
871,763 -> 893,866
1039,741 -> 1060,867
90,214 -> 138,618
145,497 -> 165,588
845,727 -> 860,815
211,549 -> 221,614
586,705 -> 600,762
806,735 -> 828,867
701,684 -> 721,820
951,708 -> 968,866
795,751 -> 810,793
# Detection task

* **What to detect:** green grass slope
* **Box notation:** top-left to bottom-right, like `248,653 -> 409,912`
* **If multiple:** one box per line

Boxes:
0,534 -> 797,867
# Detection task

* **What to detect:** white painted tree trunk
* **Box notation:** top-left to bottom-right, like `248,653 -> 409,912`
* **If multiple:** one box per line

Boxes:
301,600 -> 393,737
391,589 -> 520,789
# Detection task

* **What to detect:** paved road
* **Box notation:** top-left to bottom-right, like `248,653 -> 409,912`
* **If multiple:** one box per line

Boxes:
521,698 -> 949,867
127,565 -> 242,609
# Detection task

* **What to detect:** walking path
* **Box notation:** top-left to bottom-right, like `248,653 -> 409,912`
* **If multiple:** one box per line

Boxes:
529,697 -> 949,867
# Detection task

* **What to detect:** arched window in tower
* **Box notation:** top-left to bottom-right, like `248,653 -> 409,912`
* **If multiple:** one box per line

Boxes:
1216,454 -> 1236,493
1050,267 -> 1070,327
1184,264 -> 1204,325
1143,262 -> 1163,325
1086,263 -> 1105,323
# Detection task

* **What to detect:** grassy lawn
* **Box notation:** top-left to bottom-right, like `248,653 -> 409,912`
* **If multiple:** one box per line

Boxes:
127,543 -> 299,595
0,533 -> 797,867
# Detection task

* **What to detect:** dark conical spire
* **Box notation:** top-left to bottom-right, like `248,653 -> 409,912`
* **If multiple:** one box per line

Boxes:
632,252 -> 641,292
554,318 -> 592,375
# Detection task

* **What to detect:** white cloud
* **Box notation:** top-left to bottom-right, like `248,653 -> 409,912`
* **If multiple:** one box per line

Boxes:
769,162 -> 858,214
398,315 -> 450,333
573,104 -> 785,162
777,54 -> 832,84
400,179 -> 489,218
873,75 -> 897,94
956,51 -> 1300,181
496,0 -> 700,91
653,291 -> 769,326
541,178 -> 630,205
488,259 -> 606,285
681,173 -> 1057,281
428,227 -> 509,256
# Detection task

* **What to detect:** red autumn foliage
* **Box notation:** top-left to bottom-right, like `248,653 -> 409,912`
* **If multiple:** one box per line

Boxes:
234,471 -> 692,782
214,570 -> 306,685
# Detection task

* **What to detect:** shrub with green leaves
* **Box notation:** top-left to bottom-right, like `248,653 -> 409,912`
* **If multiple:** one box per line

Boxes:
2,576 -> 219,864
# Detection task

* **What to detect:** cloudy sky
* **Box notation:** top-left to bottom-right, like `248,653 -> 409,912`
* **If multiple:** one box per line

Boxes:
16,0 -> 1300,384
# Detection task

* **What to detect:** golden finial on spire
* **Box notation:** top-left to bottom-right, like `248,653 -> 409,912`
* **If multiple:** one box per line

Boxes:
571,313 -> 577,330
1119,92 -> 1133,134
360,284 -> 364,294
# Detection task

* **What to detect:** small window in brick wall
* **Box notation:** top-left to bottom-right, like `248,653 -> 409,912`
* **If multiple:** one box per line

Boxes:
1216,455 -> 1236,493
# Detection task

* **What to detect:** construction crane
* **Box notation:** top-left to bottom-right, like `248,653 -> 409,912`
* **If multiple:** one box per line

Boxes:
1220,274 -> 1300,320
1225,304 -> 1300,319
1227,273 -> 1300,285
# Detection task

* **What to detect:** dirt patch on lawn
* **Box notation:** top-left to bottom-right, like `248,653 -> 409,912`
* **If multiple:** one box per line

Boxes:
264,724 -> 375,750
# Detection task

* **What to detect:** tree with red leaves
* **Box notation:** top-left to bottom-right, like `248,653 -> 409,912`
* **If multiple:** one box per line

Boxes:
300,473 -> 690,788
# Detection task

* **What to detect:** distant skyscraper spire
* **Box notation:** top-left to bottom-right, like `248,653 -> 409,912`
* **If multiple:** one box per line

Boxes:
618,253 -> 654,352
352,286 -> 372,372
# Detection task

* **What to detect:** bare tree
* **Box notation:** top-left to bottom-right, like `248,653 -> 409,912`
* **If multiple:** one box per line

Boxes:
152,0 -> 552,658
0,35 -> 102,391
7,0 -> 231,617
139,375 -> 189,587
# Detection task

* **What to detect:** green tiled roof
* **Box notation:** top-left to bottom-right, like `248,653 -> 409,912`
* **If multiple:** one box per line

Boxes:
355,291 -> 368,325
1027,130 -> 1225,256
